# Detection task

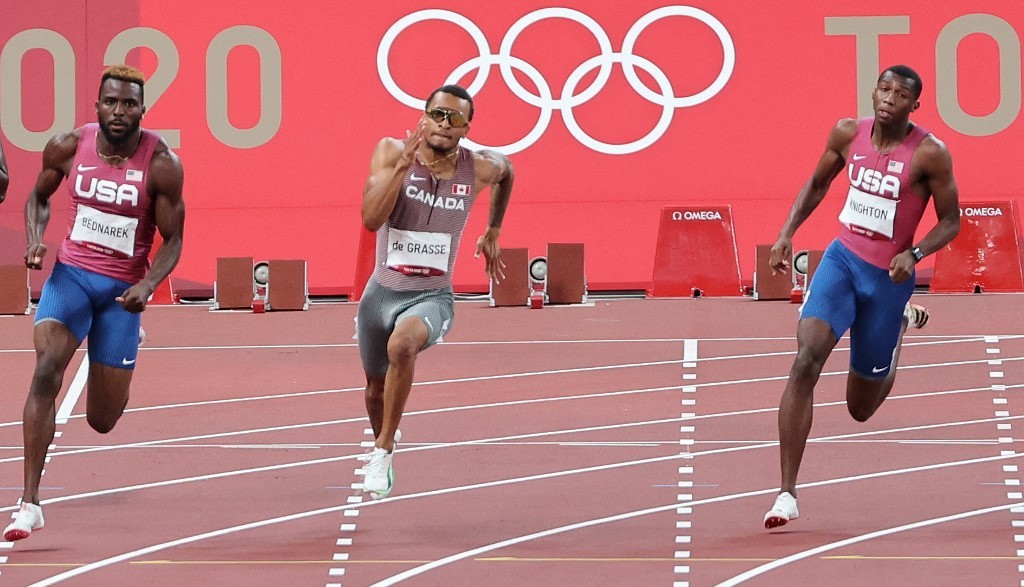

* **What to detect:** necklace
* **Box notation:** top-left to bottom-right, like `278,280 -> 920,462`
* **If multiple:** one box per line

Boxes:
417,149 -> 458,170
96,133 -> 140,167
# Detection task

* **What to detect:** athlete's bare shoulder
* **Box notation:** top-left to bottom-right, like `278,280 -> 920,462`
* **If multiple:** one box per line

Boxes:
471,148 -> 512,185
916,133 -> 951,159
42,127 -> 84,172
825,118 -> 859,156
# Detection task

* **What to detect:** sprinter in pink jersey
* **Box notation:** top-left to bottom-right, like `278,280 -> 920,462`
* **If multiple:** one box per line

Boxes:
4,65 -> 185,542
357,84 -> 514,499
762,65 -> 960,529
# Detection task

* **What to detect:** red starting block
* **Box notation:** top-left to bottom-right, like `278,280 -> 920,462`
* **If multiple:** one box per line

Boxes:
546,243 -> 586,304
0,265 -> 30,315
214,257 -> 254,310
490,247 -> 530,307
266,259 -> 309,311
752,244 -> 790,300
931,201 -> 1024,293
649,206 -> 742,297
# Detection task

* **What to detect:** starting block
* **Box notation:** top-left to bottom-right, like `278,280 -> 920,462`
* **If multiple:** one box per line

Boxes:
545,243 -> 586,304
649,206 -> 742,297
752,245 -> 790,300
266,259 -> 309,311
0,265 -> 30,315
931,201 -> 1024,293
490,247 -> 530,307
214,257 -> 254,310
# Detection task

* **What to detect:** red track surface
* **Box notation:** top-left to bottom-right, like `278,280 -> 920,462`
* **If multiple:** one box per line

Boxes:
0,294 -> 1021,586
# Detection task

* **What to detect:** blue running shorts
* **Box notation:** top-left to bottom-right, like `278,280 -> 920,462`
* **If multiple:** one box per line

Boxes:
799,240 -> 914,379
35,261 -> 142,370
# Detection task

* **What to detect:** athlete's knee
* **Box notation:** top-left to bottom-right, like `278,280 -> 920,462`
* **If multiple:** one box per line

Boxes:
86,410 -> 122,434
386,332 -> 422,365
847,395 -> 881,422
29,359 -> 66,399
364,378 -> 385,401
790,347 -> 826,381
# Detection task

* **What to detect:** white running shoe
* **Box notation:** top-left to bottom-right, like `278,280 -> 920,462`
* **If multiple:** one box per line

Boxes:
764,492 -> 799,529
138,326 -> 147,347
361,448 -> 394,500
4,502 -> 44,541
903,302 -> 929,329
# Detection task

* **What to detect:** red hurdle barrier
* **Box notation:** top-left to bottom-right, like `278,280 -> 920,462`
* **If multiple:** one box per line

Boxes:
931,201 -> 1024,293
649,206 -> 742,297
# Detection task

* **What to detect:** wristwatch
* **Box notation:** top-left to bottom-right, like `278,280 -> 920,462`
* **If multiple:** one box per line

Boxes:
910,246 -> 924,263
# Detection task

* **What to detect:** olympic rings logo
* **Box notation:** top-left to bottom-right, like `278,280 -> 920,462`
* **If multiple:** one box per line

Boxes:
377,6 -> 735,155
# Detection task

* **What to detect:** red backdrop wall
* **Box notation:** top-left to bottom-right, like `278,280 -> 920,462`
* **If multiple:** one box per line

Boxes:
1,1 -> 1020,294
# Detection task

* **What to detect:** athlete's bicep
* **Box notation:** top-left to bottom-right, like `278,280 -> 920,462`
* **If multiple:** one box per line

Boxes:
150,151 -> 185,240
363,138 -> 402,198
925,145 -> 958,221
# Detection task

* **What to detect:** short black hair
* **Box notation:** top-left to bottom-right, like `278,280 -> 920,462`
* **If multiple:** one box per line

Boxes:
880,65 -> 922,99
425,84 -> 474,121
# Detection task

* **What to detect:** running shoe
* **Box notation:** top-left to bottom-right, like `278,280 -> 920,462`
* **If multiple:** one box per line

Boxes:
3,502 -> 44,541
904,302 -> 929,329
361,448 -> 394,500
763,492 -> 799,529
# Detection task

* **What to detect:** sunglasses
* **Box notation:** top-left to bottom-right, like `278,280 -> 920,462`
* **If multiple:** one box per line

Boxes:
425,108 -> 469,128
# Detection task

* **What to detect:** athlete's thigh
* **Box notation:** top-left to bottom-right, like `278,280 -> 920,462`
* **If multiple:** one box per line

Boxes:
357,280 -> 401,377
87,286 -> 142,370
799,241 -> 856,341
35,262 -> 94,343
848,266 -> 914,378
394,288 -> 454,351
86,360 -> 133,417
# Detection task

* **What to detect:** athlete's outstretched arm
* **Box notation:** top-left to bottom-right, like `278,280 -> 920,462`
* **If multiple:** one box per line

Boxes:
24,132 -> 78,270
0,141 -> 9,204
117,145 -> 185,312
473,150 -> 514,282
770,119 -> 856,273
361,122 -> 425,232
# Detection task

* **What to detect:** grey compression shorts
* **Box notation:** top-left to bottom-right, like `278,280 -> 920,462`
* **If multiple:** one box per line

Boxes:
356,279 -> 455,378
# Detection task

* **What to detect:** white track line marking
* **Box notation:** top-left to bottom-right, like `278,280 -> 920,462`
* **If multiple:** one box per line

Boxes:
715,502 -> 1024,586
55,357 -> 88,425
24,452 -> 1024,586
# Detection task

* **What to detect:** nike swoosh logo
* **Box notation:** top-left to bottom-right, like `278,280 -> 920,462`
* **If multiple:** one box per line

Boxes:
851,154 -> 867,161
871,366 -> 887,373
122,358 -> 136,366
410,173 -> 426,182
78,164 -> 98,172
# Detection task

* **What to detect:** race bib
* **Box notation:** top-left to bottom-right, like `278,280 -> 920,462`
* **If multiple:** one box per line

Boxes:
386,228 -> 452,276
69,205 -> 138,258
838,186 -> 897,239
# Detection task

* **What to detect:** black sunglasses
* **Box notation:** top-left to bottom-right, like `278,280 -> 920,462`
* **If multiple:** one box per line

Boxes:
425,108 -> 469,128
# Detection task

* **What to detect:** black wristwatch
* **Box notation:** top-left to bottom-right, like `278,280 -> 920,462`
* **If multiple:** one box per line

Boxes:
910,246 -> 924,263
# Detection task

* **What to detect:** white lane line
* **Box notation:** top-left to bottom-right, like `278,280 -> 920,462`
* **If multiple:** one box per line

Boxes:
25,452 -> 1024,586
714,502 -> 1024,586
365,453 -> 1024,587
56,357 -> 89,425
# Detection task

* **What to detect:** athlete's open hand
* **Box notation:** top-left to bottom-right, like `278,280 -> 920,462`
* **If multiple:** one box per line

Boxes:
25,243 -> 48,270
475,227 -> 505,284
117,282 -> 154,313
399,121 -> 425,169
770,237 -> 793,275
888,250 -> 915,284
